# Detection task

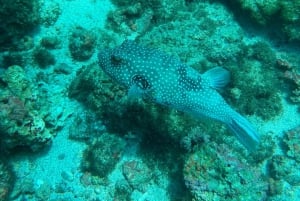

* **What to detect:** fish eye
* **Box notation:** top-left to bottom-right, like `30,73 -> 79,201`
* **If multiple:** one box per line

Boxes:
111,54 -> 122,65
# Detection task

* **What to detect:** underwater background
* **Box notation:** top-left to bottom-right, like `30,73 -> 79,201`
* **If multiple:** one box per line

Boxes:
0,0 -> 300,200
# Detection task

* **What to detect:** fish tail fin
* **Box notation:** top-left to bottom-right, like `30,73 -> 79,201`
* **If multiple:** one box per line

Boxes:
227,110 -> 260,151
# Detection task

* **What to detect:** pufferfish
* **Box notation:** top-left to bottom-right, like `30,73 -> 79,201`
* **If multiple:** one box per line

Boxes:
98,40 -> 259,151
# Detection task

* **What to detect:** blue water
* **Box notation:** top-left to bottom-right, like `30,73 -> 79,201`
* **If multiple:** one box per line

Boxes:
0,0 -> 300,200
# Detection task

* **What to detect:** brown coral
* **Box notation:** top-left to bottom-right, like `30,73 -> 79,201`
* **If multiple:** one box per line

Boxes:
276,57 -> 300,107
283,125 -> 300,162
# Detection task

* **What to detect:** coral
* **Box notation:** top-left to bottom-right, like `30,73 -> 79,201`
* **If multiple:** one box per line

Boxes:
126,4 -> 284,121
33,47 -> 56,68
68,63 -> 126,114
69,111 -> 105,141
122,160 -> 152,192
280,1 -> 300,41
180,126 -> 210,152
183,143 -> 268,201
227,0 -> 300,41
0,94 -> 53,151
2,65 -> 32,100
250,41 -> 277,67
39,1 -> 61,27
106,3 -> 154,36
82,133 -> 126,177
107,0 -> 186,37
69,63 -> 211,162
268,155 -> 292,180
267,154 -> 300,189
114,180 -> 132,201
2,96 -> 28,125
261,125 -> 300,199
0,0 -> 40,50
2,52 -> 24,68
227,41 -> 283,120
0,66 -> 54,151
275,53 -> 300,110
229,0 -> 281,25
68,26 -> 97,61
248,132 -> 277,164
282,125 -> 300,162
40,36 -> 61,49
281,64 -> 300,105
0,159 -> 14,201
267,178 -> 284,197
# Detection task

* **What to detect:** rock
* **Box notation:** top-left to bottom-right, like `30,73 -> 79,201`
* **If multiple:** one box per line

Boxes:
54,63 -> 73,75
61,171 -> 74,182
122,160 -> 152,192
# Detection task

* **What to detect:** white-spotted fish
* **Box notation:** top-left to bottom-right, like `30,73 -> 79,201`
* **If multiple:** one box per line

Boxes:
98,40 -> 259,151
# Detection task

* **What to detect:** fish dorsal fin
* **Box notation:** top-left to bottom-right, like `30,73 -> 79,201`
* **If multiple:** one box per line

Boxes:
202,67 -> 230,90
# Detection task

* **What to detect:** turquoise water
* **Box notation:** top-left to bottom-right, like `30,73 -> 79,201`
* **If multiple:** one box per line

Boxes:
0,0 -> 300,200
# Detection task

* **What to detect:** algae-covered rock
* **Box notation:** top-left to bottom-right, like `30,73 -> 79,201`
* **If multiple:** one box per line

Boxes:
107,0 -> 186,37
2,65 -> 32,100
283,126 -> 300,162
228,0 -> 300,42
0,0 -> 40,50
122,160 -> 152,192
0,94 -> 53,151
0,66 -> 54,151
230,0 -> 281,25
113,180 -> 132,201
69,63 -> 202,145
268,154 -> 300,187
268,155 -> 292,180
0,159 -> 14,201
183,143 -> 268,200
248,132 -> 277,163
33,47 -> 56,68
82,133 -> 126,177
280,1 -> 300,41
227,41 -> 283,120
69,27 -> 97,61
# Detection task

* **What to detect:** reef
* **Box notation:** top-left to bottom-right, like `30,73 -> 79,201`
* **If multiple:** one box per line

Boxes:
82,132 -> 126,177
107,0 -> 187,38
68,1 -> 299,198
0,65 -> 54,152
184,143 -> 268,200
69,27 -> 97,61
122,159 -> 152,192
283,126 -> 300,163
0,159 -> 14,201
0,0 -> 298,200
226,0 -> 300,42
68,63 -> 206,144
33,47 -> 56,68
40,36 -> 62,50
275,54 -> 300,111
0,0 -> 40,50
132,4 -> 283,121
226,40 -> 283,120
258,125 -> 300,200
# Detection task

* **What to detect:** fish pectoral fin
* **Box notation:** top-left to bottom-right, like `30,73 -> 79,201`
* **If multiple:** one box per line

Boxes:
203,67 -> 230,90
128,84 -> 154,101
128,84 -> 145,99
